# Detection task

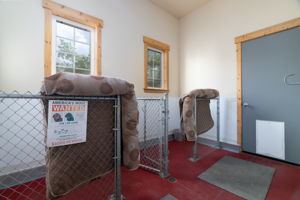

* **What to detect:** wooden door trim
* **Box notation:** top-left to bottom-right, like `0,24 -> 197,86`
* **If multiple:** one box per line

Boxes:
234,17 -> 300,148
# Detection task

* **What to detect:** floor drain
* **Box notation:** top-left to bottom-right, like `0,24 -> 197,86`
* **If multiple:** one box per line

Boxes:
167,177 -> 177,183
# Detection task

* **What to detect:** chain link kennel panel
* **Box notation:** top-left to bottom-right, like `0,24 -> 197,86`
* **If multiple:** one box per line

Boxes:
137,94 -> 169,178
0,92 -> 122,200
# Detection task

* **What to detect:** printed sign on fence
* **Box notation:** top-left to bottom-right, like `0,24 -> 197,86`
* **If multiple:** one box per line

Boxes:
47,100 -> 88,147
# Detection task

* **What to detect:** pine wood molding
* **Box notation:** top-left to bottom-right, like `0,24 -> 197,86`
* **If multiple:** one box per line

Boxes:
43,0 -> 103,76
143,36 -> 170,51
143,88 -> 169,93
234,17 -> 300,147
235,17 -> 300,44
143,36 -> 170,93
236,42 -> 242,147
44,8 -> 52,77
42,0 -> 103,28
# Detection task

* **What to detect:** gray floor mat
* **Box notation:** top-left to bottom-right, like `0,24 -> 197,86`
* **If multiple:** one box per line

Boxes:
160,194 -> 177,200
198,156 -> 275,200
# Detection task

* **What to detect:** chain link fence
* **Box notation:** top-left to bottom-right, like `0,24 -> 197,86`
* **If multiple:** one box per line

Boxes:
137,94 -> 169,178
0,91 -> 122,200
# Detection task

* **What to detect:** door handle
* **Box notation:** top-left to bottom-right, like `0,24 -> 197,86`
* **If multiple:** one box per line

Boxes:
284,73 -> 300,85
243,102 -> 249,107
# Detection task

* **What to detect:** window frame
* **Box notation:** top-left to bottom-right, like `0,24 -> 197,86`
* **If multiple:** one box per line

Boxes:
43,0 -> 103,76
143,36 -> 170,93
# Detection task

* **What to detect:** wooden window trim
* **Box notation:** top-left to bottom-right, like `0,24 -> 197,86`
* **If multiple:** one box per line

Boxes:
235,17 -> 300,44
234,17 -> 300,148
143,36 -> 170,93
43,0 -> 103,76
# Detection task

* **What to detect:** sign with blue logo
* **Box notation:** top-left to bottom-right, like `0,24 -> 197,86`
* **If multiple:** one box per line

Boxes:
47,100 -> 88,147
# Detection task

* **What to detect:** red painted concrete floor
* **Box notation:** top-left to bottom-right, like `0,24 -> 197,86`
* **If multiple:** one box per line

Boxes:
122,141 -> 300,200
1,141 -> 300,200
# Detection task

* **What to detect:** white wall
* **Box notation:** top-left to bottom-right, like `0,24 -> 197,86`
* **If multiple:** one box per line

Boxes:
179,0 -> 300,145
0,0 -> 179,97
2,0 -> 299,149
0,0 -> 44,93
0,0 -> 181,175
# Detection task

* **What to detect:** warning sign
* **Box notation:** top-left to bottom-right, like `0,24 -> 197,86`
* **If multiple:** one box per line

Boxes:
47,100 -> 88,147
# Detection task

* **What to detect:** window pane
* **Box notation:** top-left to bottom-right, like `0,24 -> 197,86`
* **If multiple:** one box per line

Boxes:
147,79 -> 162,88
56,38 -> 74,54
56,21 -> 74,40
75,42 -> 90,57
147,49 -> 162,88
56,52 -> 73,68
153,67 -> 161,80
147,79 -> 154,88
75,28 -> 90,43
56,67 -> 73,73
147,67 -> 152,80
153,79 -> 162,88
75,68 -> 90,75
148,50 -> 154,66
75,55 -> 90,70
153,52 -> 161,66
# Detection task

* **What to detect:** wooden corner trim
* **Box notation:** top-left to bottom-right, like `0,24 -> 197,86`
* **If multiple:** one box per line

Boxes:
164,50 -> 169,91
143,36 -> 170,51
95,26 -> 102,75
235,17 -> 300,43
236,42 -> 242,146
44,8 -> 52,77
144,44 -> 148,90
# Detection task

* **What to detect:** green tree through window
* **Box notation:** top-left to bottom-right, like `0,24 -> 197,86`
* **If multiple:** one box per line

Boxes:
55,20 -> 92,75
147,49 -> 162,88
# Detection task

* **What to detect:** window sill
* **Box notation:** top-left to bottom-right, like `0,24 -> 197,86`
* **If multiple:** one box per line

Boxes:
144,88 -> 169,93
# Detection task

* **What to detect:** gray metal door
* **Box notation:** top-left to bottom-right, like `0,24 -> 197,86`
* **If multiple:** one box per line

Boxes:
242,27 -> 300,165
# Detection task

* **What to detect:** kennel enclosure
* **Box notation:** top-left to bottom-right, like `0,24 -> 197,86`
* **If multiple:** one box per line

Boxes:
0,91 -> 170,199
0,92 -> 123,200
189,97 -> 221,162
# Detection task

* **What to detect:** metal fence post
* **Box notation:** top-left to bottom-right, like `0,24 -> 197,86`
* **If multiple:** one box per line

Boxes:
110,95 -> 123,200
159,93 -> 169,178
143,101 -> 147,155
188,98 -> 200,162
216,97 -> 221,149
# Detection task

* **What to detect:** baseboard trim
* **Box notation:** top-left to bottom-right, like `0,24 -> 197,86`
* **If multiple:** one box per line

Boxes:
197,137 -> 241,153
0,165 -> 45,189
168,133 -> 175,141
168,133 -> 241,153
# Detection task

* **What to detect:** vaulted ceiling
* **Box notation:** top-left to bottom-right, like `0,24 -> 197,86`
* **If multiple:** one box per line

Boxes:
149,0 -> 210,18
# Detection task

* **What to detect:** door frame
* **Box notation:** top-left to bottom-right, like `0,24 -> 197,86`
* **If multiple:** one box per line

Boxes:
234,17 -> 300,149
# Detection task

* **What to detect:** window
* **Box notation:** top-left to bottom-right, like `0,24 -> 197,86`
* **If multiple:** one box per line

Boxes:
147,48 -> 163,88
43,0 -> 103,76
143,36 -> 170,93
52,17 -> 94,75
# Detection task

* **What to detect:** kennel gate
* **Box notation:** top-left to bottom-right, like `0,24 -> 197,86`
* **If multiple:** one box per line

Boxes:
0,91 -> 123,200
137,94 -> 169,178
